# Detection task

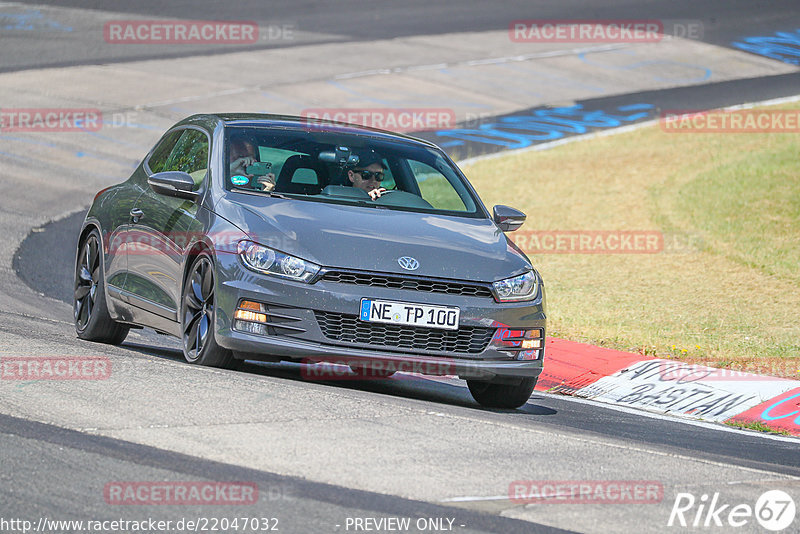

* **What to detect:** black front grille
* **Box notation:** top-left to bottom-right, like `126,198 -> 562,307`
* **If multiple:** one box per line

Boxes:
319,270 -> 493,298
315,311 -> 495,354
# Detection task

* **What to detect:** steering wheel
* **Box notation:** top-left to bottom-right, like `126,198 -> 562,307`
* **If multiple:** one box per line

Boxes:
373,189 -> 434,209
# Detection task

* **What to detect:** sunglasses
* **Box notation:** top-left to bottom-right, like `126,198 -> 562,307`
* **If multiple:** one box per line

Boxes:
355,170 -> 385,182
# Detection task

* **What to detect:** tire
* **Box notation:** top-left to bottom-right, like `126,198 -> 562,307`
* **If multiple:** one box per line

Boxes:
467,377 -> 538,409
74,229 -> 129,345
180,252 -> 235,368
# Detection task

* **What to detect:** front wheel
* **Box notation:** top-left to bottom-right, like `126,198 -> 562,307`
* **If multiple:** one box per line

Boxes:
467,377 -> 537,409
181,252 -> 234,368
74,229 -> 129,344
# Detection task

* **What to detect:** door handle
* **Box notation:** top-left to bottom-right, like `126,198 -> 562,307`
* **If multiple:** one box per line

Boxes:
130,208 -> 144,222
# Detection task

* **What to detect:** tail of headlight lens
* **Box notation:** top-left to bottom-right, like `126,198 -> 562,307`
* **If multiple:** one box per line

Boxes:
492,270 -> 538,302
237,240 -> 320,282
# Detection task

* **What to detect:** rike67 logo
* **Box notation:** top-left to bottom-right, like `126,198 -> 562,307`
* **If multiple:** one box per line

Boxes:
668,490 -> 795,531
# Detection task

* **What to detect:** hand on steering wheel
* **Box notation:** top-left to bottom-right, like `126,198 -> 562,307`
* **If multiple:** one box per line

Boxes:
368,187 -> 387,200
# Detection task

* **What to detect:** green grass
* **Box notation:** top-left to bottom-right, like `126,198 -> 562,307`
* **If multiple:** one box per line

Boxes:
679,145 -> 800,285
460,102 -> 800,377
725,420 -> 791,436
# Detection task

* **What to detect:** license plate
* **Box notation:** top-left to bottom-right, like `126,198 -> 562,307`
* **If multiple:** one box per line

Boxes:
359,299 -> 460,330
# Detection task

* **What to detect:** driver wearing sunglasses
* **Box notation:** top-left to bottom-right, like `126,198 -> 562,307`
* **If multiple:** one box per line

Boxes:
348,151 -> 388,200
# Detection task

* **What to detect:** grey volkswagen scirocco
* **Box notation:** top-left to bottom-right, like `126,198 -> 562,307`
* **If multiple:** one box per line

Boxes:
74,114 -> 546,408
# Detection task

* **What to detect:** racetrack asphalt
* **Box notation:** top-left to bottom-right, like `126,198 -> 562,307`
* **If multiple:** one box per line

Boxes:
4,0 -> 800,71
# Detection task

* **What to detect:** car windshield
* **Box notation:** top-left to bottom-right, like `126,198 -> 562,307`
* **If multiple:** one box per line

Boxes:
224,126 -> 481,216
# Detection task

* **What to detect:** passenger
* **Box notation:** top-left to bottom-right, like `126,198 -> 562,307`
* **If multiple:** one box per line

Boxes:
347,151 -> 388,200
229,137 -> 276,191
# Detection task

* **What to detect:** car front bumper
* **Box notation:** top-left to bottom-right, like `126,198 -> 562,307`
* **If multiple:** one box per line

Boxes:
213,251 -> 546,381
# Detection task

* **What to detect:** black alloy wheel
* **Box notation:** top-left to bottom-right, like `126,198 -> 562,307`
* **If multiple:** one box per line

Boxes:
181,253 -> 234,368
74,229 -> 128,344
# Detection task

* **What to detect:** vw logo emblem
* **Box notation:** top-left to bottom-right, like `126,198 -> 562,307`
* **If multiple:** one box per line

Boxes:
398,256 -> 419,271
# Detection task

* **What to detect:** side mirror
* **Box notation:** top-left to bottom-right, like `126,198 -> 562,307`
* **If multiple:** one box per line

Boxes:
493,205 -> 526,232
148,171 -> 200,201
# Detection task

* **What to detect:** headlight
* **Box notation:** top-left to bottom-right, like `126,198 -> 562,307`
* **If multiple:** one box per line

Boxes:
237,240 -> 320,282
492,270 -> 538,302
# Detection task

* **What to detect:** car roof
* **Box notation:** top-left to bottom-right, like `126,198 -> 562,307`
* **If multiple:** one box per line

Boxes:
175,113 -> 439,148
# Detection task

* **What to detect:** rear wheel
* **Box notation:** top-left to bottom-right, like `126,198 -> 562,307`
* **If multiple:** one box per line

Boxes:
467,377 -> 537,409
74,229 -> 129,344
181,252 -> 234,368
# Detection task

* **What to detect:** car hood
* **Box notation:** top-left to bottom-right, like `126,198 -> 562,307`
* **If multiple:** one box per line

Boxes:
216,196 -> 531,282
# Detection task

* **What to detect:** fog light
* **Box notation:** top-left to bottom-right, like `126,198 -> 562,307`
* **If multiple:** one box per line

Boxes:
233,300 -> 269,335
234,309 -> 267,323
234,320 -> 268,336
491,326 -> 545,355
516,350 -> 540,361
521,339 -> 542,349
235,300 -> 268,322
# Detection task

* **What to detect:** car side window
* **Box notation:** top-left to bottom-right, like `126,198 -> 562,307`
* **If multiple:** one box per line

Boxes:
161,129 -> 209,190
147,130 -> 182,174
